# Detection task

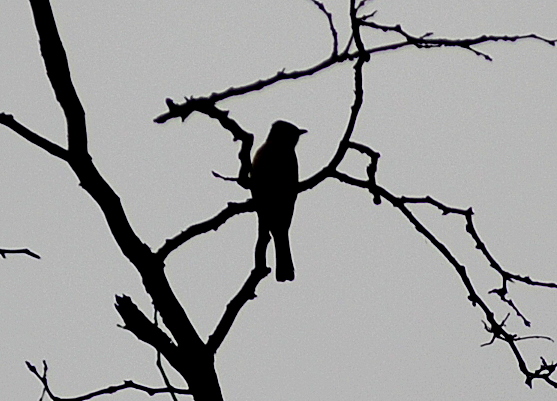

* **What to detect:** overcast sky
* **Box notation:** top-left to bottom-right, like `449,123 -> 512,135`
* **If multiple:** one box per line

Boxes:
1,1 -> 557,400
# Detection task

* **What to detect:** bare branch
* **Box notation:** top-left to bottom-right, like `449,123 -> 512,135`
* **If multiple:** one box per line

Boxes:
18,2 -> 220,395
348,141 -> 381,204
355,0 -> 373,12
157,200 -> 255,261
331,137 -> 557,386
465,213 -> 557,289
152,309 -> 179,401
0,247 -> 41,259
156,101 -> 253,189
331,170 -> 368,188
153,57 -> 341,124
308,0 -> 339,56
26,360 -> 191,401
300,5 -> 369,192
0,113 -> 68,160
370,192 -> 557,326
196,104 -> 253,189
398,195 -> 469,216
332,167 -> 557,386
361,19 -> 556,60
28,0 -> 87,154
212,170 -> 240,183
154,30 -> 554,124
114,295 -> 177,354
156,351 -> 179,401
207,265 -> 271,353
350,0 -> 369,60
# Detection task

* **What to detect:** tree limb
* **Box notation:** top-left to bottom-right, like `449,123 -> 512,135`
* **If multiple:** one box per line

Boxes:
24,2 -> 217,396
28,0 -> 87,154
207,265 -> 271,354
155,28 -> 555,124
332,165 -> 557,388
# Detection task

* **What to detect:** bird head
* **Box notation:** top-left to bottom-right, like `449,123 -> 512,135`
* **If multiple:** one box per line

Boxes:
266,120 -> 307,148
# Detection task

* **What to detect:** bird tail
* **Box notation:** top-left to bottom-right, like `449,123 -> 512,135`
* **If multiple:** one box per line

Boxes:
273,232 -> 295,282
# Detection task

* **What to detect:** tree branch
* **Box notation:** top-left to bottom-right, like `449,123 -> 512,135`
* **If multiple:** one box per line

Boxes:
157,200 -> 255,261
155,25 -> 555,125
348,141 -> 381,204
196,103 -> 254,189
333,164 -> 557,387
360,19 -> 556,61
156,350 -> 179,401
0,113 -> 68,160
207,265 -> 271,354
299,3 -> 369,192
24,3 -> 214,394
157,100 -> 254,188
308,0 -> 339,57
28,0 -> 87,154
114,295 -> 177,355
26,360 -> 191,401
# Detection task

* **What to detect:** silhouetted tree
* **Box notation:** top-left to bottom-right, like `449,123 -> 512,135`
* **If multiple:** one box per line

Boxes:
1,1 -> 557,400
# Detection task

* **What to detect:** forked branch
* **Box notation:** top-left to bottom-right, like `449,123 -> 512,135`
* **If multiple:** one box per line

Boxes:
154,24 -> 555,125
333,149 -> 557,387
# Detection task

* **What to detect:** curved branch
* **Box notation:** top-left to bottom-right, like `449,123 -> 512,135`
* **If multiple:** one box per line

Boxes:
309,0 -> 339,56
157,101 -> 254,188
195,103 -> 254,189
299,18 -> 368,191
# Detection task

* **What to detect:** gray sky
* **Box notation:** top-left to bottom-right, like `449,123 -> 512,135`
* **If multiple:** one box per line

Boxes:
1,1 -> 557,400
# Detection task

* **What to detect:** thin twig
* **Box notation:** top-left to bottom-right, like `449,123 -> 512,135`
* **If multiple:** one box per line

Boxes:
299,2 -> 369,192
154,311 -> 179,401
26,360 -> 191,401
360,19 -> 556,61
309,0 -> 339,56
0,247 -> 41,259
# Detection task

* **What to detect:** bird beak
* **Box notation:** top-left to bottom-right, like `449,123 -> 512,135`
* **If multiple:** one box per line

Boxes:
298,129 -> 308,135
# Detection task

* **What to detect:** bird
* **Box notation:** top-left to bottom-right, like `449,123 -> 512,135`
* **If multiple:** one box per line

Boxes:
251,120 -> 307,282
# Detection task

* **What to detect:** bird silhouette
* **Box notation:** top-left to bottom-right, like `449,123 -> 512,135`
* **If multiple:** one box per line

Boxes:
251,120 -> 306,281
